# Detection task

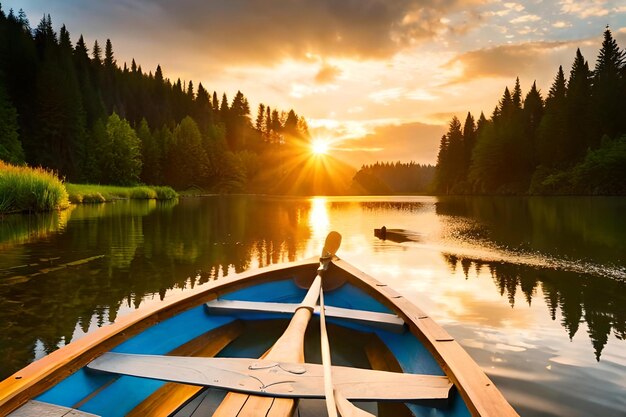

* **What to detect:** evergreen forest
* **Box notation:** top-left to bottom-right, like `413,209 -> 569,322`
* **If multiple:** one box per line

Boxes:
0,8 -> 319,193
435,28 -> 626,195
352,162 -> 435,194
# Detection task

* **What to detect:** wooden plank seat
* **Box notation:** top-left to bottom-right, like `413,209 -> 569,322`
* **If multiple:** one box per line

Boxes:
124,320 -> 244,417
8,400 -> 100,417
205,299 -> 406,333
87,353 -> 452,402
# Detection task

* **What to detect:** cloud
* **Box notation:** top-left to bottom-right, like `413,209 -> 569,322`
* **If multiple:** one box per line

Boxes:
16,0 -> 488,66
427,111 -> 466,124
504,3 -> 526,12
445,40 -> 580,82
406,88 -> 438,101
616,27 -> 626,46
553,21 -> 573,28
315,63 -> 342,84
369,87 -> 405,105
510,14 -> 542,24
335,122 -> 446,167
559,0 -> 610,18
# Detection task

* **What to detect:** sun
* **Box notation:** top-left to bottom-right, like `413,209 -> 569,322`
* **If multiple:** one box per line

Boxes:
311,140 -> 329,155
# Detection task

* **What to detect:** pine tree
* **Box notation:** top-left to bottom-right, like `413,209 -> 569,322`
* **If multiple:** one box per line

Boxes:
592,27 -> 625,139
92,40 -> 102,66
547,66 -> 567,104
34,14 -> 56,57
435,134 -> 450,193
283,109 -> 299,138
137,118 -> 161,184
193,82 -> 212,131
512,77 -> 522,109
566,49 -> 593,162
29,17 -> 87,180
434,117 -> 465,193
538,66 -> 568,168
297,116 -> 310,139
219,93 -> 229,121
154,64 -> 163,83
271,109 -> 281,133
226,90 -> 251,150
476,112 -> 487,133
265,106 -> 272,139
104,39 -> 115,69
523,81 -> 544,167
59,24 -> 71,50
164,116 -> 209,188
74,35 -> 88,61
0,80 -> 24,164
498,87 -> 515,120
17,8 -> 29,32
255,103 -> 266,133
462,112 -> 476,179
212,91 -> 219,114
187,80 -> 194,99
74,34 -> 105,126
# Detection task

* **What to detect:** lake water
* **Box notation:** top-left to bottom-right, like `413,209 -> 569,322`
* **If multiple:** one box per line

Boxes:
0,195 -> 625,416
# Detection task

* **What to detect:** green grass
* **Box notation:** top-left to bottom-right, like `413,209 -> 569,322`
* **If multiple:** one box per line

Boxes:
0,161 -> 70,214
65,183 -> 177,203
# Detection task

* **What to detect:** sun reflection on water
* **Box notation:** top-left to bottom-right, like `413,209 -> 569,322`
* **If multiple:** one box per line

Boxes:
307,197 -> 329,250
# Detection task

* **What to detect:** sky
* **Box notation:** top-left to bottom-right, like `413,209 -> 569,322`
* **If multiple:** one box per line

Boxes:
4,0 -> 626,167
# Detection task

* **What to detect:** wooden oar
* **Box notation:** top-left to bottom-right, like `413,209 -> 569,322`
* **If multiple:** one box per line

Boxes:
319,287 -> 375,417
212,231 -> 342,417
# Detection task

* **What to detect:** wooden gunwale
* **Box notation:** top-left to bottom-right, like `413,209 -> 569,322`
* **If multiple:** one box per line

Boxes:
0,259 -> 319,415
331,259 -> 519,417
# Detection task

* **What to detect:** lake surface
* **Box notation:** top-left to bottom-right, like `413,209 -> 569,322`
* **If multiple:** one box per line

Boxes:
0,195 -> 625,416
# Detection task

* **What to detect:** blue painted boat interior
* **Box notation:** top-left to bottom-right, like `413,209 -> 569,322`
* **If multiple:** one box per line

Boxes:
35,276 -> 471,417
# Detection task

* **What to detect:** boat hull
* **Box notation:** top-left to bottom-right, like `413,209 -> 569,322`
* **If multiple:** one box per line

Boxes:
0,258 -> 518,417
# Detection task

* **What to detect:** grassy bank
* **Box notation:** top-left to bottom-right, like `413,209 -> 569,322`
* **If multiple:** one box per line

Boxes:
0,162 -> 177,214
66,183 -> 177,203
0,162 -> 69,214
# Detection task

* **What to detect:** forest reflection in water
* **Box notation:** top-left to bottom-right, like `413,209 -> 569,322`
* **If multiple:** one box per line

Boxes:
441,253 -> 626,361
0,195 -> 624,402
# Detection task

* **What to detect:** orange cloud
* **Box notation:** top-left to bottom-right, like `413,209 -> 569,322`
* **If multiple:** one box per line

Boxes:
315,63 -> 342,84
445,40 -> 582,83
71,0 -> 488,67
335,122 -> 446,167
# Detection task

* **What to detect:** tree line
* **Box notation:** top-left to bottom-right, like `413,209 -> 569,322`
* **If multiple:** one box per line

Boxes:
0,7 -> 311,191
435,27 -> 626,195
352,162 -> 435,194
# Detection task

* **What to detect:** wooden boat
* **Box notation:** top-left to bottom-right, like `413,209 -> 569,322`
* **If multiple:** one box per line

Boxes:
0,232 -> 518,417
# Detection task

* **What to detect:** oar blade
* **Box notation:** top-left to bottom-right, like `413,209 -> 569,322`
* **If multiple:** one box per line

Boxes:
296,231 -> 344,289
322,231 -> 342,258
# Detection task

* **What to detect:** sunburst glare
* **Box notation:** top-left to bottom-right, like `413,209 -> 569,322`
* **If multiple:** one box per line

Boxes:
311,139 -> 329,155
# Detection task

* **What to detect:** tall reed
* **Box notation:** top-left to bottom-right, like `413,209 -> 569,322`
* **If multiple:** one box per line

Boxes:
0,161 -> 69,214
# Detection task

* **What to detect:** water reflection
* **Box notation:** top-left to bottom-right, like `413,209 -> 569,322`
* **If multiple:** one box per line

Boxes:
442,254 -> 626,360
0,208 -> 72,247
435,196 -> 626,267
0,195 -> 624,410
0,197 -> 318,378
309,197 -> 330,240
